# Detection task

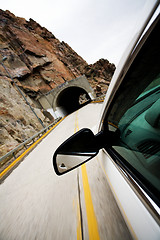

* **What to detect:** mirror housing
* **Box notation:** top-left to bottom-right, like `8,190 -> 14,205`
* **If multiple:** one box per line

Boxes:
53,128 -> 104,175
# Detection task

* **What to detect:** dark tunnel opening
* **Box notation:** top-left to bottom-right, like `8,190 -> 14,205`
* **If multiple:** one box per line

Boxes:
56,87 -> 91,116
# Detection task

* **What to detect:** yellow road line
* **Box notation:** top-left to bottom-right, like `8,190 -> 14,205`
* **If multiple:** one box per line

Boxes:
74,110 -> 100,240
108,121 -> 118,129
81,164 -> 100,240
0,117 -> 65,180
75,111 -> 82,240
77,199 -> 82,240
97,156 -> 138,240
91,100 -> 104,103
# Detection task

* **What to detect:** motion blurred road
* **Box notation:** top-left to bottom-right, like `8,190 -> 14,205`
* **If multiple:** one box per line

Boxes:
0,103 -> 132,240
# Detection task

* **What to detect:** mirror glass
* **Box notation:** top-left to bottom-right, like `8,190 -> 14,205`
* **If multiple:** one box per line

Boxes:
56,154 -> 91,174
53,128 -> 99,175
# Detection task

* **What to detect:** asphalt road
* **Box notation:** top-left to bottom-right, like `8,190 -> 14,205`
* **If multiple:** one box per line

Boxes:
0,103 -> 132,240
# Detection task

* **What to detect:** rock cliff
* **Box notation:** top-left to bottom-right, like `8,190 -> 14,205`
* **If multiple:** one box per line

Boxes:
0,10 -> 115,157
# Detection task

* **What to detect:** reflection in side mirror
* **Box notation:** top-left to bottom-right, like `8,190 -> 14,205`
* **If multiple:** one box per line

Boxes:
53,128 -> 99,175
56,154 -> 92,174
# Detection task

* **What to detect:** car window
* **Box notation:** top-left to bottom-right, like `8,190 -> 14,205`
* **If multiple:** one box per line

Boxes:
105,17 -> 160,205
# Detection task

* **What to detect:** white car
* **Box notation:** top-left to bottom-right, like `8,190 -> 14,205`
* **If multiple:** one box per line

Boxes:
53,2 -> 160,239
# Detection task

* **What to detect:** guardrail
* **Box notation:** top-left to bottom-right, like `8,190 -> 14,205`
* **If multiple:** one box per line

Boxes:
0,117 -> 61,166
0,97 -> 105,168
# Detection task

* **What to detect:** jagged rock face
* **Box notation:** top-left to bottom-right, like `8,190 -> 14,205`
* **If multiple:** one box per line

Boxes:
0,10 -> 76,95
0,76 -> 48,157
0,10 -> 115,157
0,10 -> 115,97
84,58 -> 115,95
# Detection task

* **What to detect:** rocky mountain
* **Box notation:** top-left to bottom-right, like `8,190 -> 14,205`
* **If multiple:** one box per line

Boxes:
0,9 -> 115,157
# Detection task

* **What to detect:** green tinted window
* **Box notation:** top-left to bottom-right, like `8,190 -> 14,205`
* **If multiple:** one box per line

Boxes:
107,19 -> 160,203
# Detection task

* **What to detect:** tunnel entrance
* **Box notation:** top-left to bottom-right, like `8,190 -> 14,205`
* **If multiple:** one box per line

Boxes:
56,87 -> 91,116
38,75 -> 96,119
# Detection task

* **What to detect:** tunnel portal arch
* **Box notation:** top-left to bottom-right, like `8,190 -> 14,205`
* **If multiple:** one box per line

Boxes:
55,86 -> 91,117
37,75 -> 96,118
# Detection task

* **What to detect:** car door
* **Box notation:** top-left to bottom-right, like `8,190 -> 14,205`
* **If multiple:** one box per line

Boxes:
98,11 -> 160,240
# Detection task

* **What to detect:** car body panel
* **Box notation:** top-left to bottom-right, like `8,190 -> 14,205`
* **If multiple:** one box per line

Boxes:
99,149 -> 160,240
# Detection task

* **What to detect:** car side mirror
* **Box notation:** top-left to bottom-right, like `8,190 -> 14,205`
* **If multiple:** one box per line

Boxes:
53,128 -> 100,175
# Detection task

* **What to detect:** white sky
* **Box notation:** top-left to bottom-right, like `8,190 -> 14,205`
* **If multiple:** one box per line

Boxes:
0,0 -> 151,66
